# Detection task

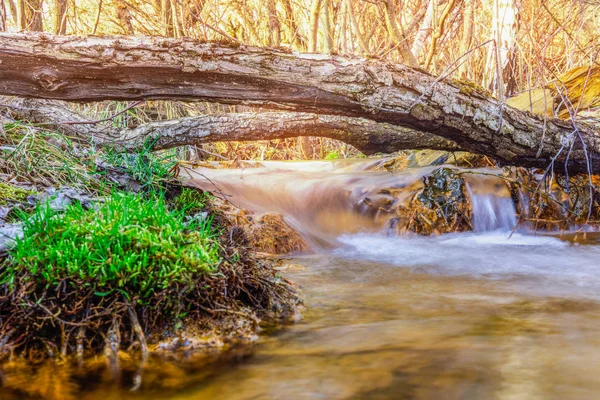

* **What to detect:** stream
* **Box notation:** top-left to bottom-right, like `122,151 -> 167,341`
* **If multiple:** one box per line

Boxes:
4,159 -> 600,399
180,160 -> 600,399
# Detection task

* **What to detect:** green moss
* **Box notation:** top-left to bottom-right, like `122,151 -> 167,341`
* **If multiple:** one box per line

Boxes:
2,191 -> 220,301
0,183 -> 35,206
453,78 -> 493,98
171,187 -> 210,215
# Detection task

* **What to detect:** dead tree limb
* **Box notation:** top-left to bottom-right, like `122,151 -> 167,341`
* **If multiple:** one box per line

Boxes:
0,33 -> 598,171
5,98 -> 459,154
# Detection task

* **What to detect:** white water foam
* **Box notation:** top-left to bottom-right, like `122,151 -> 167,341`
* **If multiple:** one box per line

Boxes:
335,232 -> 600,297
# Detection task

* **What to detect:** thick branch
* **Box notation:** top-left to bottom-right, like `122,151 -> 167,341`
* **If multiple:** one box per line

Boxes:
0,33 -> 598,171
5,98 -> 459,154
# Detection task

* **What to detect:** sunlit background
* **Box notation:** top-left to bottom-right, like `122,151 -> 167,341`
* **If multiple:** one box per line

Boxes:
1,0 -> 598,160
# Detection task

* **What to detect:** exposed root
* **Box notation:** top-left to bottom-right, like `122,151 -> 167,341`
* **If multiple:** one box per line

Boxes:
126,303 -> 148,358
506,168 -> 600,230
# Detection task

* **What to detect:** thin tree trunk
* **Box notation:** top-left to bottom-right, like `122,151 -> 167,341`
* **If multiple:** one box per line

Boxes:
321,0 -> 333,54
16,0 -> 24,29
308,0 -> 322,52
457,0 -> 474,79
381,0 -> 418,67
346,0 -> 368,54
91,0 -> 102,34
424,0 -> 457,69
17,0 -> 43,31
267,0 -> 281,47
156,0 -> 172,36
411,0 -> 435,62
5,0 -> 16,26
281,0 -> 305,49
340,0 -> 347,54
0,32 -> 597,172
0,0 -> 6,31
485,0 -> 518,100
114,0 -> 134,34
169,0 -> 181,38
53,0 -> 68,34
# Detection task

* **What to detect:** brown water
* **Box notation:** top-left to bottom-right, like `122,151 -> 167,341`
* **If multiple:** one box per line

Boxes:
3,159 -> 600,399
176,255 -> 600,400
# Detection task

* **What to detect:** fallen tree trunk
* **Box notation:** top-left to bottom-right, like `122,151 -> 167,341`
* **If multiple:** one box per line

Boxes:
5,98 -> 459,154
0,32 -> 598,171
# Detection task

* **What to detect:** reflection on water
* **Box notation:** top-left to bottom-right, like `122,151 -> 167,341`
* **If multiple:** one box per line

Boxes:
175,251 -> 600,400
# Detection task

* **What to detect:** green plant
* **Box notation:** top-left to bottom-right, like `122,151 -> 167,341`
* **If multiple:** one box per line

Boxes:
102,138 -> 177,190
171,187 -> 210,214
324,150 -> 340,160
0,182 -> 35,206
2,191 -> 220,300
0,121 -> 102,193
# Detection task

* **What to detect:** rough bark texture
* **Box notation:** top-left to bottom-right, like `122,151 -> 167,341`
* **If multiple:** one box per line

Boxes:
0,32 -> 598,171
5,98 -> 458,154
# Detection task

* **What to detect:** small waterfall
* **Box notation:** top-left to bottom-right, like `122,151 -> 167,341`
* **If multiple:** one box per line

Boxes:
183,160 -> 523,239
183,161 -> 436,246
465,175 -> 517,232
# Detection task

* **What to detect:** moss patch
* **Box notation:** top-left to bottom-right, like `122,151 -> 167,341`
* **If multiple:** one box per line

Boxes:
0,190 -> 298,358
2,191 -> 219,299
0,183 -> 34,206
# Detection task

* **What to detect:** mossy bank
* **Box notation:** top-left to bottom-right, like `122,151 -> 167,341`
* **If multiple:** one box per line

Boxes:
0,114 -> 300,360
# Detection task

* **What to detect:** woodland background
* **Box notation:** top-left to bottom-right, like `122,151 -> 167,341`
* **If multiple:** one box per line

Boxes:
0,0 -> 598,159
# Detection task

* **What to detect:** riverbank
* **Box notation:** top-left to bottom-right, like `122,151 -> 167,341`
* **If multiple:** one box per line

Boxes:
0,118 -> 301,363
4,238 -> 600,399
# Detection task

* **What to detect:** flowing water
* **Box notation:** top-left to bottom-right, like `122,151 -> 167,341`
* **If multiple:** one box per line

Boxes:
4,159 -> 600,399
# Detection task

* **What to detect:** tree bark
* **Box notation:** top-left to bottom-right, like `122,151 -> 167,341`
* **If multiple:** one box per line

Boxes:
17,0 -> 43,31
53,0 -> 68,34
308,0 -> 322,52
0,32 -> 598,172
4,98 -> 459,154
0,0 -> 6,31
